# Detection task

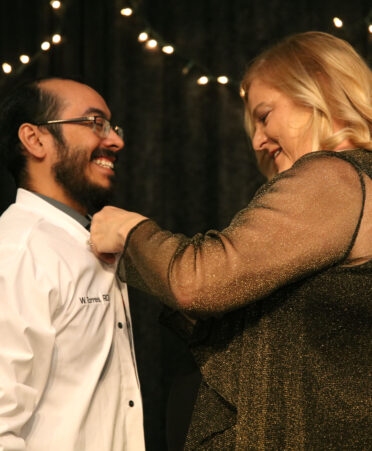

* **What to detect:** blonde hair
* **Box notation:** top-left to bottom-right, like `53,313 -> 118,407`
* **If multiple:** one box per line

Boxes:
241,31 -> 372,152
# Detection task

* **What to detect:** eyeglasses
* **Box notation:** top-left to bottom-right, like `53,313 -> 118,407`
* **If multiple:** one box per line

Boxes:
35,116 -> 124,140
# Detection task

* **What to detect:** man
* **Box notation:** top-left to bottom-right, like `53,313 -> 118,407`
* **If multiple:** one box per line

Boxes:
0,78 -> 145,450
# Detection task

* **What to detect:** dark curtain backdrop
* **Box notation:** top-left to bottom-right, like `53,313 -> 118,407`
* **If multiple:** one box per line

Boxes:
0,1 -> 371,449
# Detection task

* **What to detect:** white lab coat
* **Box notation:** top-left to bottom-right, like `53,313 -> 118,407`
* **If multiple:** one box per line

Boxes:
0,189 -> 145,451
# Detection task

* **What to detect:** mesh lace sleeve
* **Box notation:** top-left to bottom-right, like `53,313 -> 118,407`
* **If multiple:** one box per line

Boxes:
119,152 -> 365,315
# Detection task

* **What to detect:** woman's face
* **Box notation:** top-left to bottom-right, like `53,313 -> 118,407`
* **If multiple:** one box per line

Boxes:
248,78 -> 313,173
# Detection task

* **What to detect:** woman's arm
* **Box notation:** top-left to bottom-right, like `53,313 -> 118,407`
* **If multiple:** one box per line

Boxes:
91,152 -> 364,315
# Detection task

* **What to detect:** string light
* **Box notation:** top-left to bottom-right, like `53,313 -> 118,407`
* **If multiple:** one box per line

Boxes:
333,17 -> 343,28
125,10 -> 242,91
217,75 -> 229,85
138,32 -> 149,42
145,39 -> 158,50
162,45 -> 174,55
2,63 -> 12,74
197,76 -> 209,85
121,8 -> 133,17
2,2 -> 371,93
124,8 -> 370,93
0,4 -> 64,83
52,34 -> 62,44
41,41 -> 51,51
19,55 -> 30,64
50,0 -> 61,9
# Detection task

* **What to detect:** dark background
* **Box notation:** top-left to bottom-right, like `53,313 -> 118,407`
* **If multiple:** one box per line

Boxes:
0,1 -> 371,449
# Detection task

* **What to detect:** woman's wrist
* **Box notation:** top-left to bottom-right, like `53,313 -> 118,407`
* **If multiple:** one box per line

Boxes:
118,214 -> 148,247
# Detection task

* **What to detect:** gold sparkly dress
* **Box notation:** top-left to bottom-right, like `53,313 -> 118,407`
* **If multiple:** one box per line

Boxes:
120,149 -> 372,450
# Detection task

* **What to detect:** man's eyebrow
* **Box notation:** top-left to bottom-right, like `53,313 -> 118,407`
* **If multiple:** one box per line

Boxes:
82,107 -> 109,119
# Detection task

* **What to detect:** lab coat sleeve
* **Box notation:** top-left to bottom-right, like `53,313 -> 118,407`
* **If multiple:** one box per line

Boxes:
0,244 -> 57,451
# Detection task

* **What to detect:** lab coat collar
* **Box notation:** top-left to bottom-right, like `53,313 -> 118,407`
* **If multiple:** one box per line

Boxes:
33,192 -> 90,229
15,188 -> 90,242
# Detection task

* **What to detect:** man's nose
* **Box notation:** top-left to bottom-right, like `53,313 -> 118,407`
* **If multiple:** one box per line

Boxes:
103,128 -> 124,152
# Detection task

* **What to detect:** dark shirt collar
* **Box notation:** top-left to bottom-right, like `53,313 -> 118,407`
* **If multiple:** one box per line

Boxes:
33,193 -> 90,229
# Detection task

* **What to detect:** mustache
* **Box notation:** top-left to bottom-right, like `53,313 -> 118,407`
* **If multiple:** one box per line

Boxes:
90,148 -> 119,162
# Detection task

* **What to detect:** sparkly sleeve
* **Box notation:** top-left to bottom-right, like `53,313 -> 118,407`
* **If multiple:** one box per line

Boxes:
119,152 -> 364,315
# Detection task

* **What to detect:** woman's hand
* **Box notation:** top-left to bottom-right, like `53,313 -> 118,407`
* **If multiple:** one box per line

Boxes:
89,206 -> 147,263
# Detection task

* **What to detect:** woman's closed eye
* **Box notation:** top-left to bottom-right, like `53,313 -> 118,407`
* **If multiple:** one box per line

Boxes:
259,111 -> 270,124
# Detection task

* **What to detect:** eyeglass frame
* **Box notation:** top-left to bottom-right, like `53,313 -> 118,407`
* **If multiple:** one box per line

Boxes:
34,116 -> 124,140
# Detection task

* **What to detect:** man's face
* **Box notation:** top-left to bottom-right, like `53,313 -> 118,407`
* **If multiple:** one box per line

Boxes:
52,139 -> 119,214
41,80 -> 124,213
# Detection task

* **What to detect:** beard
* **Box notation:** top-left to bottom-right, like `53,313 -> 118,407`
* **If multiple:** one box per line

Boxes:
52,142 -> 117,214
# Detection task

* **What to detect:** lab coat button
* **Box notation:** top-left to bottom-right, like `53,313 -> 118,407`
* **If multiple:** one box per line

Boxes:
118,322 -> 123,329
129,400 -> 134,407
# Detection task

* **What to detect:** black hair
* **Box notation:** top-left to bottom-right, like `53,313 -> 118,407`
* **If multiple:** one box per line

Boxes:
0,78 -> 64,187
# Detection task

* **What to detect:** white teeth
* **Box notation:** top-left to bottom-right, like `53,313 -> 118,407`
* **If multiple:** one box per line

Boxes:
273,149 -> 281,159
93,158 -> 114,169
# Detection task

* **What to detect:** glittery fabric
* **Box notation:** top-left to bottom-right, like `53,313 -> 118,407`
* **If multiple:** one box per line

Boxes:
120,149 -> 372,449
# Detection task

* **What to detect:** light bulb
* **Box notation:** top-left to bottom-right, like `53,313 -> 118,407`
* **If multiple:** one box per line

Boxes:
217,76 -> 229,85
146,39 -> 158,49
369,24 -> 372,34
52,34 -> 62,44
50,0 -> 61,9
197,76 -> 209,85
19,55 -> 30,64
41,41 -> 51,51
120,8 -> 133,16
162,45 -> 174,55
2,63 -> 12,74
333,17 -> 343,28
138,32 -> 149,42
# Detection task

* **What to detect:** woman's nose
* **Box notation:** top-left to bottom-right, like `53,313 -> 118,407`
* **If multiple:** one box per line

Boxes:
252,126 -> 267,152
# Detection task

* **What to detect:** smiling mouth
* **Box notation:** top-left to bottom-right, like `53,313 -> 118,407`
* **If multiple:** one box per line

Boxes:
272,149 -> 282,159
92,158 -> 114,170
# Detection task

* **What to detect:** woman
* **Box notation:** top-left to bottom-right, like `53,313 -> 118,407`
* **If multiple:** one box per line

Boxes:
91,32 -> 372,449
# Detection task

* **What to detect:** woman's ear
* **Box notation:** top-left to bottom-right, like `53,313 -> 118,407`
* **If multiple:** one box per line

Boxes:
18,123 -> 47,158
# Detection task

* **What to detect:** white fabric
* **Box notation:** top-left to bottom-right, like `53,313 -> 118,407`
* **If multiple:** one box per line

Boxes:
0,189 -> 145,451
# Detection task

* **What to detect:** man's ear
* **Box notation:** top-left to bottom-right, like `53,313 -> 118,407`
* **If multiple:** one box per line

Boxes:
18,123 -> 47,158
